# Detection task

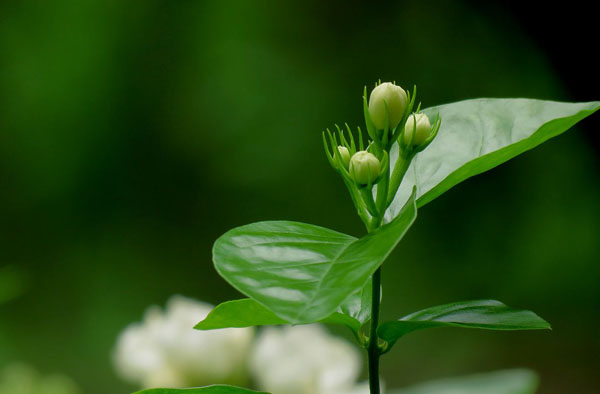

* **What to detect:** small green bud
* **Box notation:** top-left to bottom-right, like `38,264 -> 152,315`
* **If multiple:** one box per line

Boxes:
368,82 -> 408,130
337,146 -> 351,168
349,151 -> 380,185
403,113 -> 432,147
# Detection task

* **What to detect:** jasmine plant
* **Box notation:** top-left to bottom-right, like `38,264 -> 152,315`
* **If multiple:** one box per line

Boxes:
136,83 -> 600,394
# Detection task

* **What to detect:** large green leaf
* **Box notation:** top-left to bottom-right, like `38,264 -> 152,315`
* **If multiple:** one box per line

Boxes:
195,278 -> 372,333
388,369 -> 538,394
386,99 -> 600,220
134,386 -> 268,394
213,191 -> 417,324
378,300 -> 550,344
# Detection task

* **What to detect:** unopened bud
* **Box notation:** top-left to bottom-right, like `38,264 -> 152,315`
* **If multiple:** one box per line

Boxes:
403,113 -> 432,147
337,146 -> 351,168
368,82 -> 408,130
349,151 -> 380,185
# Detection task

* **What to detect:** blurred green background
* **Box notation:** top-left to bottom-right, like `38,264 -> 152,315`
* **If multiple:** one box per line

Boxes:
1,1 -> 598,393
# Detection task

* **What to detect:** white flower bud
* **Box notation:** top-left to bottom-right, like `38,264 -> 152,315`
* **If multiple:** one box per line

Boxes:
368,82 -> 408,130
349,151 -> 380,185
337,146 -> 351,168
113,295 -> 254,389
403,113 -> 433,147
249,325 -> 368,394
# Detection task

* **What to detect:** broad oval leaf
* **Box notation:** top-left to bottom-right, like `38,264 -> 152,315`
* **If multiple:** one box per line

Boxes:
214,191 -> 417,324
388,369 -> 538,394
378,300 -> 550,344
387,99 -> 600,220
134,385 -> 269,394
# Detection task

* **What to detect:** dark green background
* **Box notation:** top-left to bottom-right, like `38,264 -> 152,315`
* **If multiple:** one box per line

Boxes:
0,1 -> 598,393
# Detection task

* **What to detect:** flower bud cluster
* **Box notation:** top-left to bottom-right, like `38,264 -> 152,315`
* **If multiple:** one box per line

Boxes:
323,81 -> 441,229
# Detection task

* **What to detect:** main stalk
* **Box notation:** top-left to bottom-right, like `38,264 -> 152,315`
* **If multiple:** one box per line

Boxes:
368,266 -> 382,394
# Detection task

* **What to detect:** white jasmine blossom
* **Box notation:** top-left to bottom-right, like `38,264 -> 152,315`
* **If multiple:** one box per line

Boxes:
249,325 -> 370,394
113,295 -> 254,388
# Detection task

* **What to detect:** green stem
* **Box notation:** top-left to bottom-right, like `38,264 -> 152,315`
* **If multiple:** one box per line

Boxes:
368,266 -> 382,394
375,166 -> 389,224
387,153 -> 413,207
342,178 -> 370,227
360,187 -> 378,218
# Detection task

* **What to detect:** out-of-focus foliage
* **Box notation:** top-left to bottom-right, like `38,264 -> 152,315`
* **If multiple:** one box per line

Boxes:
0,363 -> 80,394
0,266 -> 27,305
389,369 -> 538,394
0,1 -> 598,394
134,386 -> 268,394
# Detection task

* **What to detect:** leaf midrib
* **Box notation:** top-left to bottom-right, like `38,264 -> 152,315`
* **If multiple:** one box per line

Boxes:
289,235 -> 361,322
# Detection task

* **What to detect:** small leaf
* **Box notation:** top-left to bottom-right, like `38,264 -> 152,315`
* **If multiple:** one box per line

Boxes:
194,295 -> 365,334
194,299 -> 288,329
388,369 -> 538,394
378,300 -> 550,344
387,99 -> 600,220
195,279 -> 373,333
134,385 -> 269,394
214,190 -> 417,324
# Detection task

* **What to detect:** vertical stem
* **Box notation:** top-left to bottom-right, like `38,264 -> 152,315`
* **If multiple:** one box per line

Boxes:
368,266 -> 382,394
387,153 -> 413,207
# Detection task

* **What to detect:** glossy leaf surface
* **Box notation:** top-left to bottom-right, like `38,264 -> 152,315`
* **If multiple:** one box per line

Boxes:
134,385 -> 269,394
389,369 -> 538,394
386,99 -> 600,220
214,191 -> 417,324
378,300 -> 550,344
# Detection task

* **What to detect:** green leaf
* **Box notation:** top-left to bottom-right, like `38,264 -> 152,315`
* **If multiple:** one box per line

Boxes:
195,276 -> 373,333
134,385 -> 269,394
194,298 -> 288,329
337,277 -> 372,325
378,300 -> 550,344
213,190 -> 417,324
388,369 -> 538,394
194,285 -> 370,334
387,99 -> 600,220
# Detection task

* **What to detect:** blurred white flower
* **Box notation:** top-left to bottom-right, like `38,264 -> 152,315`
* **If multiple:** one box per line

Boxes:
113,295 -> 254,389
249,325 -> 370,394
0,363 -> 80,394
